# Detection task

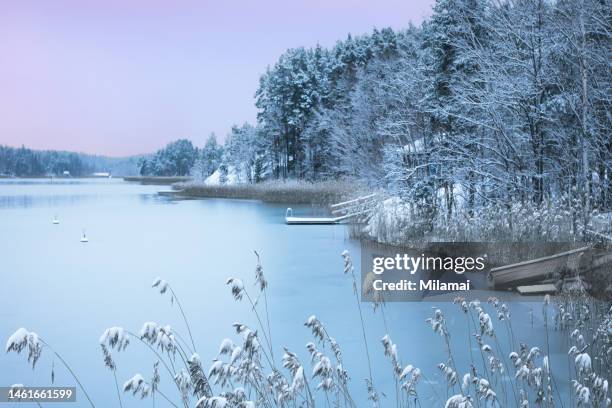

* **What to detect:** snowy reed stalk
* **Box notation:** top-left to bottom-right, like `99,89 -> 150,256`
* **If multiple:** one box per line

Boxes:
541,294 -> 561,407
226,277 -> 275,369
226,252 -> 277,366
5,328 -> 96,408
99,324 -> 205,408
123,373 -> 150,398
341,249 -> 379,407
122,370 -> 180,408
150,278 -> 216,400
135,324 -> 211,403
213,326 -> 277,407
308,343 -> 338,406
100,344 -> 123,408
453,298 -> 482,408
482,299 -> 517,406
304,315 -> 357,408
476,300 -> 516,406
543,295 -> 552,376
218,253 -> 300,407
425,307 -> 462,398
381,334 -> 422,408
152,278 -> 197,353
254,250 -> 273,355
282,347 -> 315,406
445,394 -> 473,407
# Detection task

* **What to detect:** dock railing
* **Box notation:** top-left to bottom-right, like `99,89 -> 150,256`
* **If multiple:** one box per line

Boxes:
330,193 -> 378,221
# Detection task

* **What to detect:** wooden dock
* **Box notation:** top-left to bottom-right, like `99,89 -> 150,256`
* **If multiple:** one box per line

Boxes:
285,193 -> 378,225
285,216 -> 340,225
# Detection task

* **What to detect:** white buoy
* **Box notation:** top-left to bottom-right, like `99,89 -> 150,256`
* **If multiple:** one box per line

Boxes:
80,232 -> 89,243
52,216 -> 60,224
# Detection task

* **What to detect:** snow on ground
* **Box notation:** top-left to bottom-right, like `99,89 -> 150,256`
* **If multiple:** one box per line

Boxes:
204,166 -> 239,185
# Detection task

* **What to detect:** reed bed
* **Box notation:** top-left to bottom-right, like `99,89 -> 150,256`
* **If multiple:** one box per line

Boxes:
175,180 -> 363,205
6,251 -> 611,407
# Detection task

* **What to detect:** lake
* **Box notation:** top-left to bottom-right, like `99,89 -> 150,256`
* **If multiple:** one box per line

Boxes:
0,179 -> 573,407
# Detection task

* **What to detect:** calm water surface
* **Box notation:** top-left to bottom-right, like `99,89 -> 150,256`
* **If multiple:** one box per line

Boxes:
0,179 -> 572,406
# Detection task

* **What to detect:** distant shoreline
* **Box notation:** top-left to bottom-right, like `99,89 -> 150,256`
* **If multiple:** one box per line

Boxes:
0,175 -> 120,179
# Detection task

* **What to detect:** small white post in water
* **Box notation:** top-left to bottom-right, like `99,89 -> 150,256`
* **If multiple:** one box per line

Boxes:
52,215 -> 60,224
80,230 -> 89,243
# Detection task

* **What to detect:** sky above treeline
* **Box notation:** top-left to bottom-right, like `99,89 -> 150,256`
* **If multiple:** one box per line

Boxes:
0,0 -> 434,157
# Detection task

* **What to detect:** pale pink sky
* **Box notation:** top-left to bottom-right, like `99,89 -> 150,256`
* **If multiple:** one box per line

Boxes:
0,0 -> 433,157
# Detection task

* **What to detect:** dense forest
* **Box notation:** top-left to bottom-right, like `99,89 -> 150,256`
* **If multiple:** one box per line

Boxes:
0,145 -> 139,177
217,0 -> 611,239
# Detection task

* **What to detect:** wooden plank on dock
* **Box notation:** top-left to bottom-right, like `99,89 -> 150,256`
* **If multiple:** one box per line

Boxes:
285,216 -> 339,225
516,284 -> 557,295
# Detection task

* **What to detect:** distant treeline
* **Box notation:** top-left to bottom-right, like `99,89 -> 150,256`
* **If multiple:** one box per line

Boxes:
0,145 -> 140,177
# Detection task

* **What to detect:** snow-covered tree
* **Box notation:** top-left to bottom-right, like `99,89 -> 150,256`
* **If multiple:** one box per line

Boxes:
192,133 -> 223,181
140,139 -> 198,176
